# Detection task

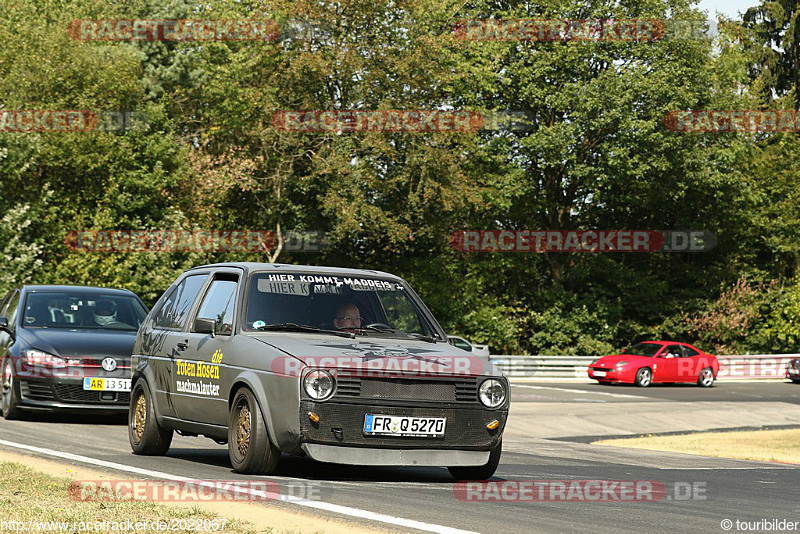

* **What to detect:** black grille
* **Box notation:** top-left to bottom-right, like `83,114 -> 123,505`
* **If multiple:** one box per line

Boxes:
53,384 -> 129,404
20,381 -> 55,401
300,400 -> 506,450
334,377 -> 477,403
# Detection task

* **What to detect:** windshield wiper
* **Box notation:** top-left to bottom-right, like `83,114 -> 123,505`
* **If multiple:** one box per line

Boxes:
409,332 -> 438,343
254,322 -> 355,339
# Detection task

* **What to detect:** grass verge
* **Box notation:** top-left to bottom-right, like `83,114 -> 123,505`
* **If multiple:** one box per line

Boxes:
593,428 -> 800,464
0,461 -> 265,533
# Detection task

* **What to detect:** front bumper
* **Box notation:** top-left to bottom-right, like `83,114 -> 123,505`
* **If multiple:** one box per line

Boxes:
16,375 -> 130,413
588,367 -> 626,382
301,443 -> 491,466
300,400 -> 506,451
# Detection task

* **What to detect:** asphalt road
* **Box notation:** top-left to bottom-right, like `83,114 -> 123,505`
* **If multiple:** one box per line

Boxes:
510,380 -> 800,404
1,382 -> 798,533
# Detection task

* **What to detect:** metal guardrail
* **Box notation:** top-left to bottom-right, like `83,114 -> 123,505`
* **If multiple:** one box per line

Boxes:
490,354 -> 800,380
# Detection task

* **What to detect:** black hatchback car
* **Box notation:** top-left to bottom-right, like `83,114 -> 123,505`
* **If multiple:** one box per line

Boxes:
0,285 -> 148,418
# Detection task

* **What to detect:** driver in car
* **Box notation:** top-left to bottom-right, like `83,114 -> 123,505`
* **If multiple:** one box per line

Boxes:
333,302 -> 362,330
91,299 -> 128,328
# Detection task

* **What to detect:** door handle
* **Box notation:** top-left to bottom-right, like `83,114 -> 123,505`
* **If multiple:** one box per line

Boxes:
176,341 -> 188,351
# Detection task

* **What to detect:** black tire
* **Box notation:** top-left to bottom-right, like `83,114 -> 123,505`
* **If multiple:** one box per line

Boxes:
791,379 -> 800,384
448,440 -> 502,480
697,367 -> 715,387
228,387 -> 280,475
129,379 -> 173,455
1,357 -> 23,420
634,367 -> 652,387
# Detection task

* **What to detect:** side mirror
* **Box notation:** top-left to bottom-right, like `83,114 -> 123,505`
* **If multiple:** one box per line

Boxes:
194,318 -> 216,338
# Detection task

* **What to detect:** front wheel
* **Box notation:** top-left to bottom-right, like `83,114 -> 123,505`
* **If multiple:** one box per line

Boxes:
634,367 -> 652,387
129,379 -> 173,455
1,358 -> 23,420
697,367 -> 715,387
448,440 -> 502,480
228,387 -> 280,475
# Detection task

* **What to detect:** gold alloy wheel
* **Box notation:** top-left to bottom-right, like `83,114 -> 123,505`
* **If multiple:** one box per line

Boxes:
236,402 -> 251,457
133,392 -> 146,442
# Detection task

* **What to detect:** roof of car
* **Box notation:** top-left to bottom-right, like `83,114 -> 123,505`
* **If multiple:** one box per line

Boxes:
185,262 -> 403,281
21,285 -> 137,295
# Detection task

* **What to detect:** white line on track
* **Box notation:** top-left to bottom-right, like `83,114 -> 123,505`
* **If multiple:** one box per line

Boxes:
512,384 -> 650,399
0,439 -> 478,534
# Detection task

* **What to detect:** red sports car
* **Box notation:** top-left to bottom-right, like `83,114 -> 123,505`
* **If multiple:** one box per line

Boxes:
587,341 -> 719,387
787,358 -> 800,383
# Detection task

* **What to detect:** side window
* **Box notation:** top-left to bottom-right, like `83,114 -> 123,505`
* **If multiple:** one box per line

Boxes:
153,275 -> 208,330
194,276 -> 238,335
451,337 -> 472,351
0,291 -> 11,315
683,346 -> 699,357
664,345 -> 682,358
5,291 -> 20,328
379,291 -> 427,334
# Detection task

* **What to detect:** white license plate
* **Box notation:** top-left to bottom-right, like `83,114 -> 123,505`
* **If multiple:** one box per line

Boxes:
363,414 -> 446,437
83,377 -> 131,392
593,370 -> 607,378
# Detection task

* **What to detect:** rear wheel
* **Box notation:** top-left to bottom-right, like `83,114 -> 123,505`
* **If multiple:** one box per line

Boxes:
129,380 -> 173,455
697,367 -> 715,387
634,367 -> 652,387
1,358 -> 22,420
228,387 -> 280,475
448,440 -> 502,480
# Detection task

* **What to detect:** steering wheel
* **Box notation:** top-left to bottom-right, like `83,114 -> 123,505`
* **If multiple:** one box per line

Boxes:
363,322 -> 393,330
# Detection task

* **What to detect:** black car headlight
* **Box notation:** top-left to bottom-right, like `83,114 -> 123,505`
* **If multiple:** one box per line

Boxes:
303,370 -> 335,401
478,378 -> 506,408
23,349 -> 66,369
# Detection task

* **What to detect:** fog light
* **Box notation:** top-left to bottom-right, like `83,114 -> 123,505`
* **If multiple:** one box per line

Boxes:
308,412 -> 320,423
486,420 -> 500,430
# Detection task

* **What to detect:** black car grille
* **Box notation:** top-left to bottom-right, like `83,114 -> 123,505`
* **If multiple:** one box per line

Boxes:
334,377 -> 477,403
20,381 -> 55,401
53,384 -> 130,405
300,400 -> 505,450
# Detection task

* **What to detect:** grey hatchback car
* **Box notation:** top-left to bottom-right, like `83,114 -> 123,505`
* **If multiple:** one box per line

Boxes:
129,263 -> 508,479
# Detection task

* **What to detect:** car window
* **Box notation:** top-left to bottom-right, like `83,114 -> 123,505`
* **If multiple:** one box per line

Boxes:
21,291 -> 147,330
3,291 -> 20,329
451,337 -> 472,351
194,277 -> 238,335
682,346 -> 699,357
621,343 -> 661,357
663,345 -> 683,358
0,290 -> 11,315
154,275 -> 208,330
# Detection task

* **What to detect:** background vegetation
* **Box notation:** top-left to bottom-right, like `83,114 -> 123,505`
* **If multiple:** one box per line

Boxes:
2,0 -> 799,355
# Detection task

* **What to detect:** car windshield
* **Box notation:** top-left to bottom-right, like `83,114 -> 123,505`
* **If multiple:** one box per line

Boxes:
620,342 -> 662,357
22,291 -> 147,331
244,272 -> 440,340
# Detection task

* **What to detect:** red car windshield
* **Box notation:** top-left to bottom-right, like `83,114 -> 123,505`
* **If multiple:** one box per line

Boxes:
620,343 -> 662,357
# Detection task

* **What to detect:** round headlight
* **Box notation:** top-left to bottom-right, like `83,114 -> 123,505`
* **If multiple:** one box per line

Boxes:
303,370 -> 335,401
478,378 -> 506,408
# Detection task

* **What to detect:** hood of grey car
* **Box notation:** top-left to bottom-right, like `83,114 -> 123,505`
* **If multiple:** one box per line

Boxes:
251,334 -> 497,377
